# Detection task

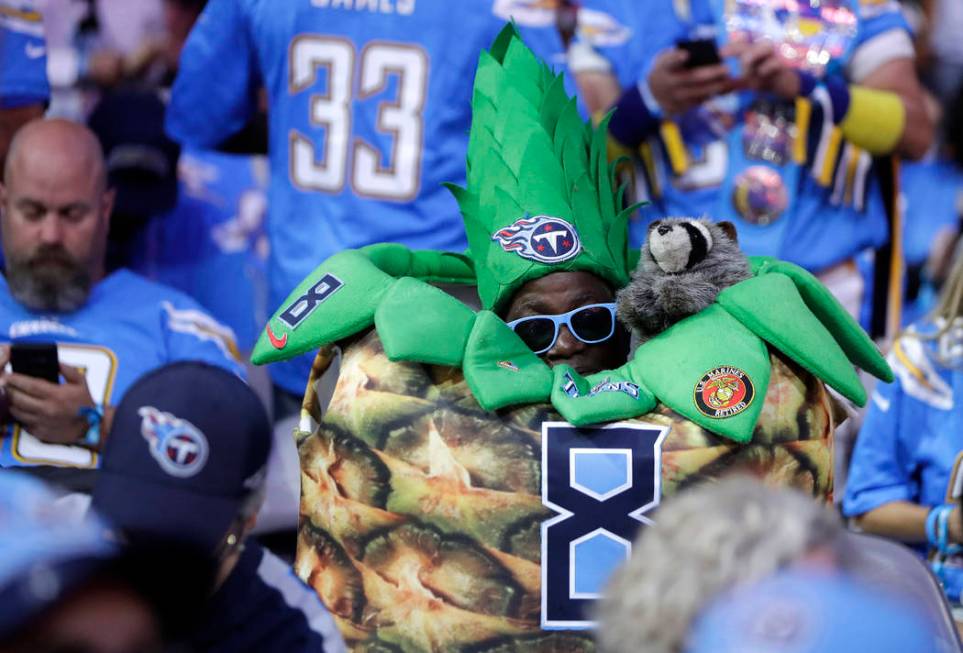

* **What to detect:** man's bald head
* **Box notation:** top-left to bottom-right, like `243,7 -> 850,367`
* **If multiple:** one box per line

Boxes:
0,119 -> 115,312
4,119 -> 108,193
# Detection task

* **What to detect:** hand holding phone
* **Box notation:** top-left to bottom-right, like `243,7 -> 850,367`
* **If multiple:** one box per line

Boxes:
3,343 -> 100,445
676,38 -> 721,69
648,41 -> 732,115
10,342 -> 60,384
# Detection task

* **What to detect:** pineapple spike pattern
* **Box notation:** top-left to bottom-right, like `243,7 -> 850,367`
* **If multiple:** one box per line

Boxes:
448,23 -> 638,313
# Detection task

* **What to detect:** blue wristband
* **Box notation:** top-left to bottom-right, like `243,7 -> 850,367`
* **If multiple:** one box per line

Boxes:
927,505 -> 942,548
944,509 -> 963,556
938,506 -> 951,552
796,70 -> 818,98
929,504 -> 963,556
78,404 -> 103,448
608,83 -> 660,149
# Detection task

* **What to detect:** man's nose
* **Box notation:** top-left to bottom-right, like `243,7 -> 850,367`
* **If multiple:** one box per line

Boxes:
38,216 -> 63,244
548,324 -> 585,359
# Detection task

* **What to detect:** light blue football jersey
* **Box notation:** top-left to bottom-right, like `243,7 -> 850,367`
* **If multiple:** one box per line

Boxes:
0,270 -> 244,471
0,0 -> 49,107
843,322 -> 963,518
133,148 -> 269,353
899,160 -> 963,324
591,0 -> 908,271
844,320 -> 963,588
902,160 -> 963,268
166,0 -> 568,394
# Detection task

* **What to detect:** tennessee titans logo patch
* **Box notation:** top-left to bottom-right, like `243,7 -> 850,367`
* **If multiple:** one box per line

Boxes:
492,215 -> 581,264
139,406 -> 209,478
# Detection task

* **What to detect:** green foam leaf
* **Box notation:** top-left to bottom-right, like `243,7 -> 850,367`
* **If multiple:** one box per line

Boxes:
758,260 -> 892,383
551,365 -> 657,426
717,274 -> 866,405
376,278 -> 476,367
463,311 -> 553,410
629,305 -> 771,443
252,250 -> 394,365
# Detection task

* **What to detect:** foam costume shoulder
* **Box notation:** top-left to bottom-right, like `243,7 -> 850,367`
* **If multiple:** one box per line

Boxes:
252,25 -> 891,444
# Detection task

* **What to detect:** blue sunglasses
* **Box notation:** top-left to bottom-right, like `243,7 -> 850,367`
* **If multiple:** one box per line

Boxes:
506,303 -> 617,355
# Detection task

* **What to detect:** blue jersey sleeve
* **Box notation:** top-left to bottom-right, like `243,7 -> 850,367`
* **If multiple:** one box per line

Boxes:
855,0 -> 910,44
0,0 -> 49,107
581,0 -> 683,88
166,0 -> 259,148
843,374 -> 920,518
161,297 -> 247,379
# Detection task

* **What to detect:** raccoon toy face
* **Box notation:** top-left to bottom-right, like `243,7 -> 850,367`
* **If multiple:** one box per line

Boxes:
616,218 -> 751,342
648,220 -> 715,274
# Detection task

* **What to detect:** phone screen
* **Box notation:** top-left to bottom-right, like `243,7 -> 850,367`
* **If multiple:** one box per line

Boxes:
10,343 -> 60,383
677,38 -> 722,69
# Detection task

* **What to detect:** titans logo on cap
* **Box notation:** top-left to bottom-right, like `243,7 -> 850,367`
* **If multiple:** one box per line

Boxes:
138,406 -> 209,478
492,215 -> 581,264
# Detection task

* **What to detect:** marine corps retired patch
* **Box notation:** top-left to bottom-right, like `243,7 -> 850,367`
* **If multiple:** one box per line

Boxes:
694,366 -> 755,418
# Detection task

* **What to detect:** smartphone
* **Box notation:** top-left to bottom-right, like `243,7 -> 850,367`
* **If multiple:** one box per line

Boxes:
677,38 -> 721,69
10,342 -> 60,383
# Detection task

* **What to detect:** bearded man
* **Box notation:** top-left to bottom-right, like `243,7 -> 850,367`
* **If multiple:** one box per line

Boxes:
0,119 -> 242,491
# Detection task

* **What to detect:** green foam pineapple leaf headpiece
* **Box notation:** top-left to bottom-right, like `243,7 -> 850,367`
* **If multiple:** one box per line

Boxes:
446,23 -> 636,313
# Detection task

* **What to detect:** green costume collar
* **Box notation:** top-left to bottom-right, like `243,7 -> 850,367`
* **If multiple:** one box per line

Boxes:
251,247 -> 892,444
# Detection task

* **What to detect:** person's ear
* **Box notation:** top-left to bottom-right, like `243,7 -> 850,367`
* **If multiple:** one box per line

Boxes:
717,220 -> 738,243
242,512 -> 258,537
101,187 -> 116,223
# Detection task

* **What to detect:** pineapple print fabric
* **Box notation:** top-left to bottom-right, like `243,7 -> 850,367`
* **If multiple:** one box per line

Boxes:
293,331 -> 835,651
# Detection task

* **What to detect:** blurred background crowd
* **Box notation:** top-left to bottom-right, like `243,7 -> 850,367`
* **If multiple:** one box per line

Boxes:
2,0 -> 963,651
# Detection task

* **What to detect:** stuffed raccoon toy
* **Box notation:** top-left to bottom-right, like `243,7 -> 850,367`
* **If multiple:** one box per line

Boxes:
617,218 -> 752,342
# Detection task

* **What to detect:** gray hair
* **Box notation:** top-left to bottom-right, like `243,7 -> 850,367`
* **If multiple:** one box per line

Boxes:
594,476 -> 843,653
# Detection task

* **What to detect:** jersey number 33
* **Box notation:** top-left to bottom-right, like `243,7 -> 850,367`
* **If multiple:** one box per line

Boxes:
289,36 -> 428,202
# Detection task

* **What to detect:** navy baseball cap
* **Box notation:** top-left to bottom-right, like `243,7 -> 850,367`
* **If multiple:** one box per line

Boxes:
92,362 -> 271,554
0,473 -> 117,639
685,571 -> 935,653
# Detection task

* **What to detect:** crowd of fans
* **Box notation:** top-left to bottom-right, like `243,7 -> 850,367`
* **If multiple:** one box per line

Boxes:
1,0 -> 963,651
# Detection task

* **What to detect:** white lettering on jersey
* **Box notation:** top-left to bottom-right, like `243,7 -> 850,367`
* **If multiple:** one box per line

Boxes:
870,390 -> 891,413
891,336 -> 954,411
163,302 -> 241,362
9,319 -> 79,339
311,0 -> 415,15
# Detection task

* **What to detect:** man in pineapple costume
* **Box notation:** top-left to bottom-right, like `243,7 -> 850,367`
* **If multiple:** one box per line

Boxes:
252,25 -> 892,652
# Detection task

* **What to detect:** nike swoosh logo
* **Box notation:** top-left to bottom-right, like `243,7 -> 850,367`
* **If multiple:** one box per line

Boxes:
266,324 -> 288,350
25,44 -> 45,59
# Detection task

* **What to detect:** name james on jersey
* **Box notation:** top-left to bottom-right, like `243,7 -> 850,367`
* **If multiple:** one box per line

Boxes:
311,0 -> 415,15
